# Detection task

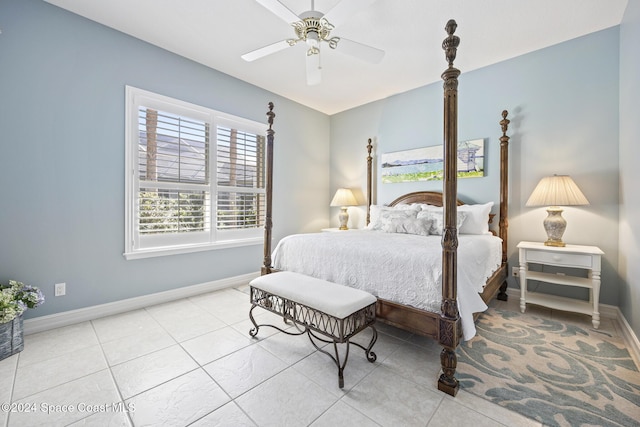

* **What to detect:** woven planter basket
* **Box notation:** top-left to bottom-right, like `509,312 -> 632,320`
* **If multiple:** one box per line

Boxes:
0,314 -> 24,361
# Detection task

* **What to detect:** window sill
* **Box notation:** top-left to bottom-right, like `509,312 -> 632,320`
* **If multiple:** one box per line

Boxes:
123,237 -> 263,260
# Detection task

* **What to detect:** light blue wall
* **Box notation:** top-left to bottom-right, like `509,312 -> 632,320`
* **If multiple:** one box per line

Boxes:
330,27 -> 621,307
619,0 -> 640,338
0,0 -> 330,319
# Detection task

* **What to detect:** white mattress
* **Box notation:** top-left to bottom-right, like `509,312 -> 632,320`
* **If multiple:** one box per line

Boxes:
272,230 -> 503,340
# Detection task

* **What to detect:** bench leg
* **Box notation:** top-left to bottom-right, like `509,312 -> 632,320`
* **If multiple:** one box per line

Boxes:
335,341 -> 348,389
305,330 -> 350,388
249,303 -> 306,338
352,325 -> 377,363
249,304 -> 260,337
306,326 -> 377,388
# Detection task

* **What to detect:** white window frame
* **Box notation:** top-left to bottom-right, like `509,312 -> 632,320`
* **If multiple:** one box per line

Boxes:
124,86 -> 266,260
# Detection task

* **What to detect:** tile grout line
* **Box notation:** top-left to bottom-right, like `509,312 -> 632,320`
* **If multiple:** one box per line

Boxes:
4,353 -> 19,427
90,319 -> 136,427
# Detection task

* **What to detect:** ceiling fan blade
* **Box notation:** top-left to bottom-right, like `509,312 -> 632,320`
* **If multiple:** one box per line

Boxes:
322,0 -> 378,26
255,0 -> 300,24
241,40 -> 292,62
306,52 -> 321,86
336,38 -> 385,64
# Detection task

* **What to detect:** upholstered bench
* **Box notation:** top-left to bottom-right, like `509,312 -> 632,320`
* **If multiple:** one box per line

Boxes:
249,271 -> 378,388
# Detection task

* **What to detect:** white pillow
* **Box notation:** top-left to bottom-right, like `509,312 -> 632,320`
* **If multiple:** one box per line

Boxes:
417,210 -> 467,235
419,202 -> 493,234
367,204 -> 420,230
379,214 -> 433,236
458,202 -> 494,234
420,204 -> 442,211
409,203 -> 438,211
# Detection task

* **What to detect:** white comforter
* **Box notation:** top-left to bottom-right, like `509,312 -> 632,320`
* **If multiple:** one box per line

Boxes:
272,230 -> 503,340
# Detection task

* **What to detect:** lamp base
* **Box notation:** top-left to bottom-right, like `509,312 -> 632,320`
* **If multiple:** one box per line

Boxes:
338,207 -> 349,230
544,239 -> 566,247
543,207 -> 566,247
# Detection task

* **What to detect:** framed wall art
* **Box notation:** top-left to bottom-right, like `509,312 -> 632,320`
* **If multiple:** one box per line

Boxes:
381,139 -> 485,184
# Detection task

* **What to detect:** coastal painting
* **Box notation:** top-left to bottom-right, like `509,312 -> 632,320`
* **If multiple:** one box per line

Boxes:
381,139 -> 485,184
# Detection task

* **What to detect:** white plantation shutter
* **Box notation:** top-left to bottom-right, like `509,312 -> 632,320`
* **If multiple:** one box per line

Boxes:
216,125 -> 266,231
125,86 -> 266,259
138,109 -> 210,236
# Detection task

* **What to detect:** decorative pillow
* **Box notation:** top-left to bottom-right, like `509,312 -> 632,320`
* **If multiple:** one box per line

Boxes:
379,214 -> 433,236
458,202 -> 493,234
408,203 -> 436,212
377,208 -> 418,223
420,204 -> 442,211
367,204 -> 421,230
417,210 -> 467,235
419,202 -> 493,234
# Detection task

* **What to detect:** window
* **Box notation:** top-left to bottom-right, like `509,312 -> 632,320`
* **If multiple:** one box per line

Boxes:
124,86 -> 266,259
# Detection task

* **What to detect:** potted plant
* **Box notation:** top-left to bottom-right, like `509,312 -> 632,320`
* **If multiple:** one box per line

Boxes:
1,280 -> 45,360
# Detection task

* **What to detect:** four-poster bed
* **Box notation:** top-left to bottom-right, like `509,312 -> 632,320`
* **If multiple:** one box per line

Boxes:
258,20 -> 511,396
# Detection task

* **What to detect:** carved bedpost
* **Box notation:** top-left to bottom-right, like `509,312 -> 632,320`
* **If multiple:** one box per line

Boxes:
366,138 -> 373,226
438,19 -> 461,397
262,102 -> 275,275
497,110 -> 510,300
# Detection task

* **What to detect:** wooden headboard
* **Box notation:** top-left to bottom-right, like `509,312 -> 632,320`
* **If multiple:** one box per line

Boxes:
388,191 -> 464,207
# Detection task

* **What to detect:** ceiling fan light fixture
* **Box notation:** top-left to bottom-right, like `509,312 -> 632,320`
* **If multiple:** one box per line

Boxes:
292,15 -> 334,47
245,0 -> 385,84
306,29 -> 319,45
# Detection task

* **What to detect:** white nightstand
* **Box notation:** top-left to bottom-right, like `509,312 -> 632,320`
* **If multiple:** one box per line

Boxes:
321,228 -> 357,232
517,241 -> 604,328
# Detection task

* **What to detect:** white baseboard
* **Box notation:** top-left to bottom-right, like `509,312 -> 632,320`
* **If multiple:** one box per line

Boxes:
23,271 -> 260,335
608,305 -> 640,367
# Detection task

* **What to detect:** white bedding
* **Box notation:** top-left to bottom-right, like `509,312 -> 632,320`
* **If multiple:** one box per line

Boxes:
272,230 -> 503,340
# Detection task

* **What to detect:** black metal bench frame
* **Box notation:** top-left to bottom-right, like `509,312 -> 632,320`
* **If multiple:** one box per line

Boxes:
249,285 -> 377,388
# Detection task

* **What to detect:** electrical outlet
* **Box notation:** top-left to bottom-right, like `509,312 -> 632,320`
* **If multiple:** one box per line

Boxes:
54,282 -> 66,297
512,267 -> 520,277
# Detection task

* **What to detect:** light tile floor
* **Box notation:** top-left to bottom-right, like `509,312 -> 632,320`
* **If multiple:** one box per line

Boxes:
0,287 -> 625,427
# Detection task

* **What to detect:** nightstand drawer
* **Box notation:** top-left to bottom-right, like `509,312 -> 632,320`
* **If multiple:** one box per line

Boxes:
525,250 -> 593,268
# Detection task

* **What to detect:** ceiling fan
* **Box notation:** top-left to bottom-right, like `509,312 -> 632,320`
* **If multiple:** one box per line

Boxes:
242,0 -> 385,85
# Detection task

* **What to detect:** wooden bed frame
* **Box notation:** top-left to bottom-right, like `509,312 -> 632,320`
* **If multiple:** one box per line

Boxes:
260,20 -> 511,396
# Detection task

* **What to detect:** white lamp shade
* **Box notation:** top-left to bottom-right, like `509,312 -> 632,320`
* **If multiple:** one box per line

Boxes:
525,175 -> 589,207
330,188 -> 357,207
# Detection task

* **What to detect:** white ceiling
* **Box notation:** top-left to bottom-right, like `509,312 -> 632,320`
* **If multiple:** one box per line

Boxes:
44,0 -> 628,115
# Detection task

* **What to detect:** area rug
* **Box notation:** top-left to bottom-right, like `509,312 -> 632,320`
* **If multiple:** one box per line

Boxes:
457,308 -> 640,427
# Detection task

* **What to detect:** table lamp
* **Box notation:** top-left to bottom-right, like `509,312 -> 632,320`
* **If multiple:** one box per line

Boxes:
525,175 -> 589,247
330,188 -> 357,230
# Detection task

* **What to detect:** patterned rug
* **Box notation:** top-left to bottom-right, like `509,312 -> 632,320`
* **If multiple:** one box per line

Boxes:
457,308 -> 640,427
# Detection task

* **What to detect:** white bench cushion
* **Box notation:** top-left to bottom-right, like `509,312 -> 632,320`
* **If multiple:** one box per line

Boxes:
250,271 -> 377,319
